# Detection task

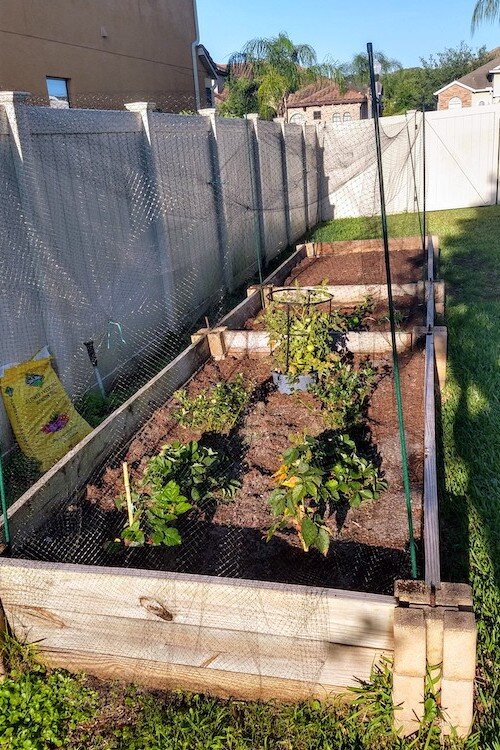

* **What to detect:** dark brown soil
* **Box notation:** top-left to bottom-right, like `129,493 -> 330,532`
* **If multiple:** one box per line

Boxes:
80,345 -> 424,593
286,248 -> 425,286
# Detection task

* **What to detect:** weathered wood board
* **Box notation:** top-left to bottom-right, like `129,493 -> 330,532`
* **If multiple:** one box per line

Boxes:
0,559 -> 394,699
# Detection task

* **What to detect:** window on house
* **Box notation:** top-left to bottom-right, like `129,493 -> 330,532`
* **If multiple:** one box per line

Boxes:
448,96 -> 462,110
290,113 -> 306,124
46,77 -> 70,108
313,110 -> 321,120
343,112 -> 352,122
478,100 -> 486,106
204,78 -> 214,107
332,113 -> 341,123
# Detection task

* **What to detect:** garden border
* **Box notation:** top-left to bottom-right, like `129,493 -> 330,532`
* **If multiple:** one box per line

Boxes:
0,236 -> 475,737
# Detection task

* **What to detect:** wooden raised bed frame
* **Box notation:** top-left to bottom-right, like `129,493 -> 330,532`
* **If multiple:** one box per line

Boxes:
0,236 -> 475,737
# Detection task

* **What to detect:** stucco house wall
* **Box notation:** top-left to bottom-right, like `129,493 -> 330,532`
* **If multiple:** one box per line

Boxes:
0,0 -> 205,111
288,101 -> 366,124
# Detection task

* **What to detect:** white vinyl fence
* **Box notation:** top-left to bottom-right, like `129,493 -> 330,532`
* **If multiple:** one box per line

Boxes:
0,94 -> 499,451
320,104 -> 500,219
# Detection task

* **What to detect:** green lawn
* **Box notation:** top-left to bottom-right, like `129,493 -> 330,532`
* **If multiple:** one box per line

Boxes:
1,206 -> 498,749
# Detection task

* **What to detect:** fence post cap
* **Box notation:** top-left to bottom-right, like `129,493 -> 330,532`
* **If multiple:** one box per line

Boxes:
0,91 -> 31,105
198,107 -> 216,117
124,101 -> 156,113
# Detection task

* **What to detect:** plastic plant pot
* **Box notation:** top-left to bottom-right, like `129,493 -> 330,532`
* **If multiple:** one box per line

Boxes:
274,371 -> 317,394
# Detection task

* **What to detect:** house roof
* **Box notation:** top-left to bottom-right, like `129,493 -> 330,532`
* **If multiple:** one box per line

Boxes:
197,45 -> 226,79
434,54 -> 500,95
287,80 -> 367,108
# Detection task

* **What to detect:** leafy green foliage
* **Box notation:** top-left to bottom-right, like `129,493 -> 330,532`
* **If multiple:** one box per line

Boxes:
264,297 -> 372,379
217,77 -> 259,118
115,440 -> 239,547
268,433 -> 386,554
115,480 -> 191,549
173,374 -> 250,433
382,42 -> 493,114
309,356 -> 378,429
222,33 -> 343,119
0,639 -> 97,750
143,440 -> 239,504
76,391 -> 122,428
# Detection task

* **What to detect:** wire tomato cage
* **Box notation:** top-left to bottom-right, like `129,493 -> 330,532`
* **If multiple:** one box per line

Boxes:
266,286 -> 335,376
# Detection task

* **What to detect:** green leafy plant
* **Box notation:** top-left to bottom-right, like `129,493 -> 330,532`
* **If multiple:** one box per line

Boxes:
115,440 -> 239,547
115,481 -> 191,549
143,440 -> 239,504
264,297 -> 374,379
173,374 -> 250,433
309,356 -> 378,429
264,304 -> 339,378
0,635 -> 98,750
267,433 -> 387,554
376,308 -> 408,329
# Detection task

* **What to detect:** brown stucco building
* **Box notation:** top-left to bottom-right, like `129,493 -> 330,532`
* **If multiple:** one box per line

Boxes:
0,0 -> 217,111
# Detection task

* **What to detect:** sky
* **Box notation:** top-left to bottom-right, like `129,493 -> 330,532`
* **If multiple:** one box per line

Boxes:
196,0 -> 499,68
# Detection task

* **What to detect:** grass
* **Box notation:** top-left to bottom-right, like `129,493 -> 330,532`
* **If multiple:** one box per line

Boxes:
0,206 -> 498,748
310,206 -> 500,748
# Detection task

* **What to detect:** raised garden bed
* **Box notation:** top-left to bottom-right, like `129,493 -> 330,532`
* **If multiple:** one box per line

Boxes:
0,234 -> 463,719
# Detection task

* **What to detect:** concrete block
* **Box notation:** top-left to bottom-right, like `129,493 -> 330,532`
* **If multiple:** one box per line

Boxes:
395,580 -> 430,605
442,611 -> 476,681
434,581 -> 472,609
440,678 -> 474,737
425,608 -> 444,669
191,327 -> 209,345
393,608 -> 427,677
207,327 -> 228,361
393,672 -> 425,736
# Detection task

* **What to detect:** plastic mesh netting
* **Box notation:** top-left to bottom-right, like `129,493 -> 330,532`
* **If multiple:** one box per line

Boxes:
0,93 -> 427,596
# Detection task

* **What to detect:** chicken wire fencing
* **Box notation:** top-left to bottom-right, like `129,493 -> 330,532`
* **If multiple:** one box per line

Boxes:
0,92 -> 427,597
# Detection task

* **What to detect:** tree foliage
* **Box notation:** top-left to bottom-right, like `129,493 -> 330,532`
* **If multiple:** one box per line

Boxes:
472,0 -> 500,29
341,50 -> 402,87
220,33 -> 342,119
382,42 -> 493,114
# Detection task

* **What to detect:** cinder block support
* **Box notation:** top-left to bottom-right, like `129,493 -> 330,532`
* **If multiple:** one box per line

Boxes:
394,581 -> 476,739
206,326 -> 228,360
393,608 -> 426,735
441,610 -> 476,737
246,284 -> 273,307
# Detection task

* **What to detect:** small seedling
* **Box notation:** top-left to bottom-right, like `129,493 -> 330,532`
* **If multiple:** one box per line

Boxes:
173,374 -> 250,433
309,356 -> 378,429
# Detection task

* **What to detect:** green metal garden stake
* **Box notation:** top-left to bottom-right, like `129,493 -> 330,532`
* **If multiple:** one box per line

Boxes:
368,42 -> 418,579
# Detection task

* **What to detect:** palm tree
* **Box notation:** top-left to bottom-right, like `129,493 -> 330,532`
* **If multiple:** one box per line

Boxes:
472,0 -> 500,29
225,33 -> 342,119
342,50 -> 402,88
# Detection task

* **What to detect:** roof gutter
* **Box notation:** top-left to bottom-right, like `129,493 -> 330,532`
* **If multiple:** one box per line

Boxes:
191,0 -> 201,111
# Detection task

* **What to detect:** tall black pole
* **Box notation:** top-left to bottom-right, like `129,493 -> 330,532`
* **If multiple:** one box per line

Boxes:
367,42 -> 418,579
422,101 -> 427,253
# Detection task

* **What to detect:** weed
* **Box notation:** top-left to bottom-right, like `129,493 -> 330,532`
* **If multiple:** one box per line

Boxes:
173,374 -> 250,433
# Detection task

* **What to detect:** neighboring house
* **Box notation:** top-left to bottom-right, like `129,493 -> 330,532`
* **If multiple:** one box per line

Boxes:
0,0 -> 215,111
434,54 -> 500,110
286,81 -> 370,124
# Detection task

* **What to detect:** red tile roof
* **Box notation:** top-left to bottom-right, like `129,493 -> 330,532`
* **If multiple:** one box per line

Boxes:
287,80 -> 367,107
